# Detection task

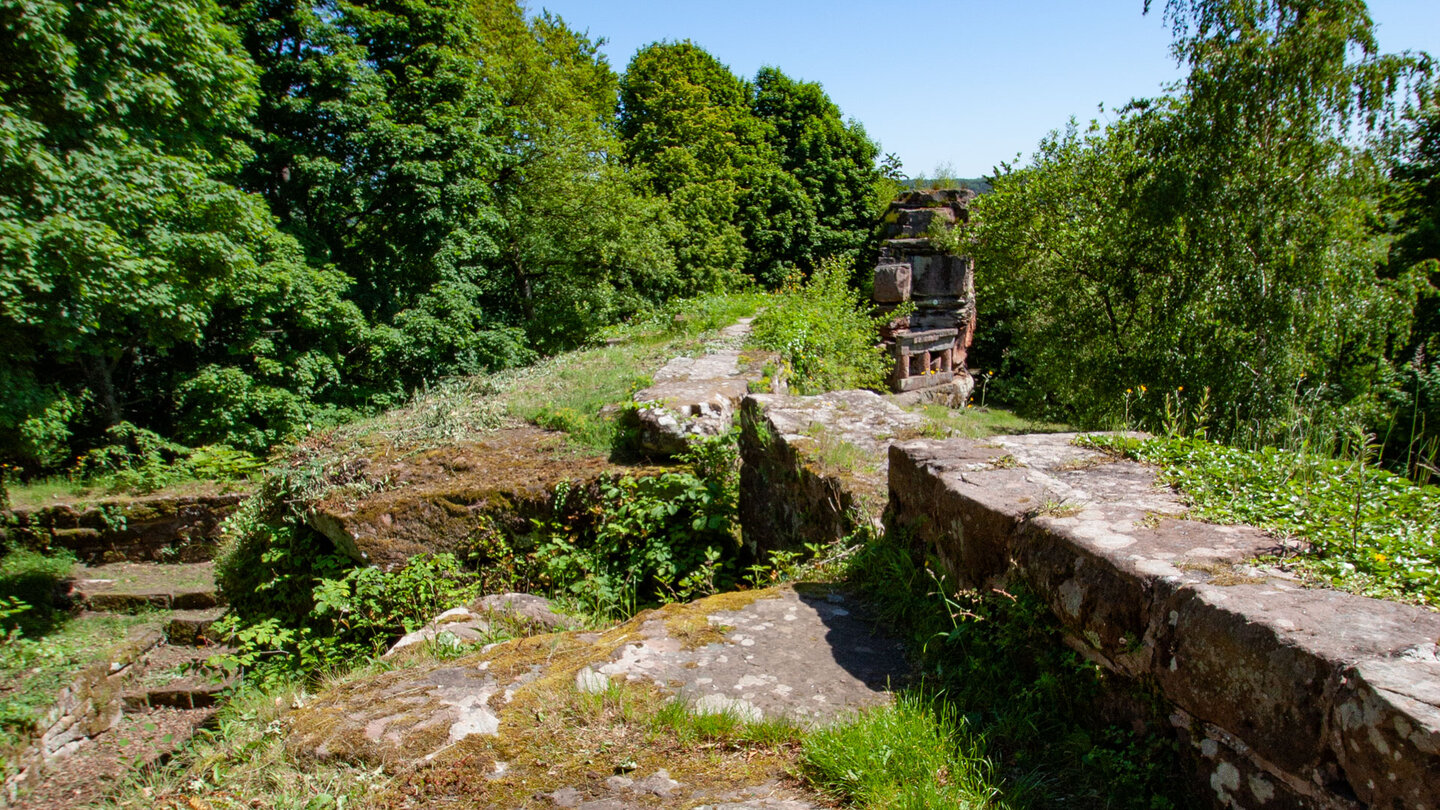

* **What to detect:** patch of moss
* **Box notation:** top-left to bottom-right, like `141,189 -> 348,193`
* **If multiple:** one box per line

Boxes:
658,587 -> 773,650
355,590 -> 803,807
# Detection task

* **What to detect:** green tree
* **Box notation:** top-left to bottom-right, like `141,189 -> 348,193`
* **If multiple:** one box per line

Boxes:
971,0 -> 1428,443
1383,89 -> 1440,474
0,0 -> 362,462
751,67 -> 881,262
620,41 -> 775,288
474,1 -> 678,352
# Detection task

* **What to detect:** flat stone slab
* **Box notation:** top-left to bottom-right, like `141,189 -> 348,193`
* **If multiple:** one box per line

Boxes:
69,561 -> 221,611
889,433 -> 1440,810
287,585 -> 904,805
590,585 -> 904,725
633,318 -> 767,455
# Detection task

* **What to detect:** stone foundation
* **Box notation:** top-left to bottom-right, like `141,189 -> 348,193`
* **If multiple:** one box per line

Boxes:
887,434 -> 1440,810
6,493 -> 247,563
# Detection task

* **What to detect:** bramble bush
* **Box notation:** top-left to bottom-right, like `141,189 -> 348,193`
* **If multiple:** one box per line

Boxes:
748,256 -> 889,394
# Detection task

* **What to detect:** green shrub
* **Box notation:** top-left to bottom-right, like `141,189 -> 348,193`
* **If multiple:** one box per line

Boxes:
0,547 -> 75,635
748,255 -> 889,394
534,433 -> 741,618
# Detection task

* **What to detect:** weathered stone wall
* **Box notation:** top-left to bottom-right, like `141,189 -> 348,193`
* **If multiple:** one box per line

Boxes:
872,188 -> 977,399
3,628 -> 162,804
887,434 -> 1440,810
738,391 -> 925,558
6,493 -> 247,563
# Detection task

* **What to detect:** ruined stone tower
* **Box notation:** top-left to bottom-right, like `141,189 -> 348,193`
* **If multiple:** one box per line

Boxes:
871,188 -> 977,401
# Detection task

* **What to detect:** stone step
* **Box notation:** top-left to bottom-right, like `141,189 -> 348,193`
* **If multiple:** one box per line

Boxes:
67,561 -> 223,612
122,642 -> 235,711
9,706 -> 216,810
163,607 -> 227,646
7,491 -> 247,564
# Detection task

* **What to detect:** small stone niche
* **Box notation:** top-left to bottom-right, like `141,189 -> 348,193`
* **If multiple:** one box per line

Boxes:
871,188 -> 978,397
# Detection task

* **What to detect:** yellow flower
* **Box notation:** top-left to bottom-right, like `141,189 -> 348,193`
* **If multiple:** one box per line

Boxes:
1126,388 -> 1132,394
1373,552 -> 1388,563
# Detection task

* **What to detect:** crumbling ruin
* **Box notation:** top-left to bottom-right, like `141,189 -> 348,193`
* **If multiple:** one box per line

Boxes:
871,188 -> 977,400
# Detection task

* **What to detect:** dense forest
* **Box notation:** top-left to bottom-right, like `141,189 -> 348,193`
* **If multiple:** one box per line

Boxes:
0,0 -> 888,472
2,0 -> 1437,479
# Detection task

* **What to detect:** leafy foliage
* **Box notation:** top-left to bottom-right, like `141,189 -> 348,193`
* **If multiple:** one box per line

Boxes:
1,1 -> 889,473
0,0 -> 366,465
619,42 -> 883,289
1086,432 -> 1440,607
844,532 -> 1186,808
748,256 -> 890,393
533,434 -> 740,617
969,0 -> 1431,456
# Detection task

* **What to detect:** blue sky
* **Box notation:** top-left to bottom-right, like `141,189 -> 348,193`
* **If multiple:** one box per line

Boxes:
531,1 -> 1440,178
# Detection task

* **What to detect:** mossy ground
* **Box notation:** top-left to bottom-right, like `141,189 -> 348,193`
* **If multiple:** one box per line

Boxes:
394,588 -> 806,808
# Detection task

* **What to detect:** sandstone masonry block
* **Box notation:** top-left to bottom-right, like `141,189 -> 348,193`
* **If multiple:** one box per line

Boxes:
887,433 -> 1440,809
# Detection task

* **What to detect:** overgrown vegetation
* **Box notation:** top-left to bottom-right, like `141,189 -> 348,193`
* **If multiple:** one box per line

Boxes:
0,608 -> 152,763
803,693 -> 1001,808
1085,432 -> 1440,608
211,426 -> 743,683
0,0 -> 888,480
98,675 -> 385,809
836,530 -> 1188,809
748,255 -> 890,394
967,0 -> 1437,479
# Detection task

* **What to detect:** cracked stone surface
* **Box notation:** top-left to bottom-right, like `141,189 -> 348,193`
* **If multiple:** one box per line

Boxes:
596,585 -> 905,725
287,584 -> 904,805
634,318 -> 769,455
889,432 -> 1440,810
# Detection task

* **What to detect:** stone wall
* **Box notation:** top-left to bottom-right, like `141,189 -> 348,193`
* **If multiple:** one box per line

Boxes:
6,493 -> 247,563
3,628 -> 162,803
738,391 -> 925,558
887,434 -> 1440,810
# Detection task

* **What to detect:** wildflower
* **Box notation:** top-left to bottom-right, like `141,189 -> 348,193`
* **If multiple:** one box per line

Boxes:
1373,552 -> 1388,563
1126,388 -> 1132,394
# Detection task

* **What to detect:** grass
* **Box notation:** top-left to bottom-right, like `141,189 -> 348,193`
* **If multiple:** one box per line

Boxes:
7,474 -> 253,511
800,422 -> 881,475
833,530 -> 1187,809
910,403 -> 1074,439
0,612 -> 155,761
0,547 -> 76,635
803,694 -> 1001,809
1083,433 -> 1440,608
505,291 -> 765,455
317,290 -> 767,460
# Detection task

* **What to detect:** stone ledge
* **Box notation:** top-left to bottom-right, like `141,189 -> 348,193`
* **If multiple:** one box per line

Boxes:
887,434 -> 1440,810
739,392 -> 926,557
